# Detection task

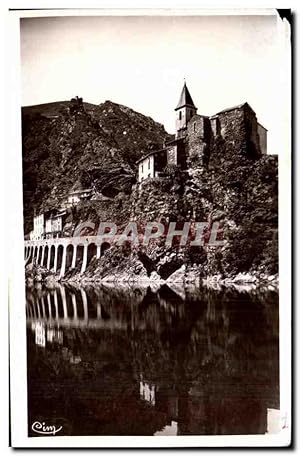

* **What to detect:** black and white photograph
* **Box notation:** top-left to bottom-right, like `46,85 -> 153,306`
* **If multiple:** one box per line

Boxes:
7,7 -> 291,448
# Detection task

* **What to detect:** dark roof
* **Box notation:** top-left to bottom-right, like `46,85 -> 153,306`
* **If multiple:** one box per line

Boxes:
175,82 -> 197,110
136,148 -> 166,164
53,210 -> 67,218
215,102 -> 254,115
214,102 -> 267,130
257,122 -> 268,131
69,188 -> 92,195
165,137 -> 185,146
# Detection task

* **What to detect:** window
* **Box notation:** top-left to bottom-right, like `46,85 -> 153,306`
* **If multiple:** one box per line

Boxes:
194,122 -> 196,132
148,157 -> 150,169
179,111 -> 182,120
141,163 -> 143,173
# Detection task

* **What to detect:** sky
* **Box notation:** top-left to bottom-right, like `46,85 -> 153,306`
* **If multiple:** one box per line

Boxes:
20,13 -> 289,154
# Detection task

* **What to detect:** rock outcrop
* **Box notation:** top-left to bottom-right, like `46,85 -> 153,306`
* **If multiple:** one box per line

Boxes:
23,98 -> 278,284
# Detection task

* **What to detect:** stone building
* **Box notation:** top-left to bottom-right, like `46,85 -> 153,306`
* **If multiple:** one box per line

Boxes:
137,82 -> 267,183
30,209 -> 66,240
67,188 -> 92,206
65,183 -> 93,207
44,210 -> 66,239
30,213 -> 45,240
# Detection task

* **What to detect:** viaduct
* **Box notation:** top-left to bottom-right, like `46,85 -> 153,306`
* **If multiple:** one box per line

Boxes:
24,237 -> 111,279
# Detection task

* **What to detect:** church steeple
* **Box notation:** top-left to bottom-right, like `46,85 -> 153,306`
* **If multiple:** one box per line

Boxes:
175,81 -> 197,110
175,81 -> 197,136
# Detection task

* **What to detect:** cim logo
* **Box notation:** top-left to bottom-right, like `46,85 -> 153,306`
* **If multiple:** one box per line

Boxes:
31,421 -> 62,436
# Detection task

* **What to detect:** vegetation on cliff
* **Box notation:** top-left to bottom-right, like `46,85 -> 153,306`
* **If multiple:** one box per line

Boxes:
22,98 -> 170,233
23,98 -> 278,282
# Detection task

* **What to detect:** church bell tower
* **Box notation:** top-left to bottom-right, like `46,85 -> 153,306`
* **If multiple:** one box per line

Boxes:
175,81 -> 197,138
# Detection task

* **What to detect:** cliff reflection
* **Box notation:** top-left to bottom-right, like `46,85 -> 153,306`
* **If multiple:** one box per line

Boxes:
26,283 -> 279,437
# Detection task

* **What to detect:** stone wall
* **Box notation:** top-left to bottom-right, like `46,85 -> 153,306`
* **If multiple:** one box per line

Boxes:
244,104 -> 262,157
258,124 -> 267,155
210,116 -> 221,137
185,104 -> 263,172
186,115 -> 211,166
217,107 -> 247,155
216,104 -> 262,159
166,145 -> 177,166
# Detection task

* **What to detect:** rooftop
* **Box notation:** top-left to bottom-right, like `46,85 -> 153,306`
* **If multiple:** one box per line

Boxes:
136,148 -> 166,164
211,101 -> 254,117
175,82 -> 197,111
69,188 -> 92,195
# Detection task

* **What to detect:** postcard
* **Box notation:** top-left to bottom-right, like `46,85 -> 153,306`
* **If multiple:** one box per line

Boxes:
8,6 -> 292,448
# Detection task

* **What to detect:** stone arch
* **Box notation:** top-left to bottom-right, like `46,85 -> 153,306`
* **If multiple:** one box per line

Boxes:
56,245 -> 64,273
65,244 -> 74,272
33,246 -> 38,264
33,246 -> 37,263
75,245 -> 84,271
87,243 -> 97,266
49,245 -> 56,270
101,242 -> 111,256
37,246 -> 42,264
43,245 -> 49,267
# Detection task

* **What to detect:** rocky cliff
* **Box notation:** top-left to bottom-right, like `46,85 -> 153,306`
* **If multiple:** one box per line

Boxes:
22,97 -> 170,233
23,98 -> 278,283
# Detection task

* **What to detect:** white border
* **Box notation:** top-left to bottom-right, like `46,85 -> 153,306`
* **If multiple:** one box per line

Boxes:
7,5 -> 292,449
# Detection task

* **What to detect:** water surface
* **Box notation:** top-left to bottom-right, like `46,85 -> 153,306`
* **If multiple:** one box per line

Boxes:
26,282 -> 279,436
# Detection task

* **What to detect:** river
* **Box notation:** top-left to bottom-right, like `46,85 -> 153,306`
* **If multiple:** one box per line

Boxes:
26,282 -> 279,436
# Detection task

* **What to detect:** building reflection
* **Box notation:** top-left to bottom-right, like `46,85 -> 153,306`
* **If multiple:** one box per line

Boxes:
34,321 -> 45,347
26,282 -> 279,436
47,327 -> 63,345
266,408 -> 281,434
139,379 -> 156,406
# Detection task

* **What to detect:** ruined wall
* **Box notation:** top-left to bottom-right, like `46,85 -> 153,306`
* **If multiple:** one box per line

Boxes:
211,104 -> 263,160
258,123 -> 267,155
244,104 -> 262,157
217,107 -> 247,155
186,115 -> 211,167
166,145 -> 177,166
210,116 -> 221,137
185,105 -> 263,173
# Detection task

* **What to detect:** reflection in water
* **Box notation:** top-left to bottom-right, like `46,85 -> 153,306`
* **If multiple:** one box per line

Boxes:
26,282 -> 279,437
140,380 -> 156,406
154,420 -> 178,436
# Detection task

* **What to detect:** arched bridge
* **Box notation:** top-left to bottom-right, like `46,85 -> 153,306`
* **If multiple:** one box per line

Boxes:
26,285 -> 127,330
24,237 -> 111,279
